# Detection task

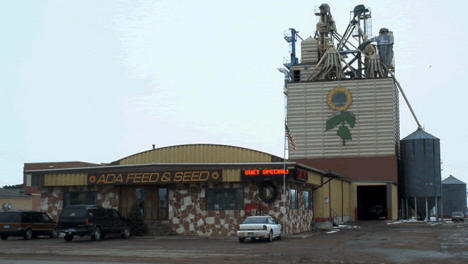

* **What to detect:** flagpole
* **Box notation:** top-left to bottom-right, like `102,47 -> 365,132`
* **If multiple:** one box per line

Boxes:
283,121 -> 287,194
283,84 -> 288,194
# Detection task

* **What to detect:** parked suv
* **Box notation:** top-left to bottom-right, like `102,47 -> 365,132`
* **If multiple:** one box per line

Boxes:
57,205 -> 131,242
0,211 -> 57,240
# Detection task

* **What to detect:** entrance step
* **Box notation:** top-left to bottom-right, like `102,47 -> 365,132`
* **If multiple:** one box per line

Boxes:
145,220 -> 175,236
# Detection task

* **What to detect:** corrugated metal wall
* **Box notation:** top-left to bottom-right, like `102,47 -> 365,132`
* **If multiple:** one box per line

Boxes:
307,171 -> 322,185
44,173 -> 87,186
331,180 -> 342,219
288,78 -> 399,159
222,169 -> 241,182
119,144 -> 274,165
400,136 -> 441,198
300,37 -> 318,64
392,184 -> 398,220
312,177 -> 353,221
313,180 -> 330,219
442,183 -> 467,216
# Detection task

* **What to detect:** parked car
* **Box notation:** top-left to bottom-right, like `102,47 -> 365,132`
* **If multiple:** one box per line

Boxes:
57,205 -> 131,242
237,216 -> 282,243
451,211 -> 465,222
0,211 -> 57,240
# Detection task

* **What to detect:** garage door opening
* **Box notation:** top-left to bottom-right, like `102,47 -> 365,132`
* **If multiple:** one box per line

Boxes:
357,185 -> 387,220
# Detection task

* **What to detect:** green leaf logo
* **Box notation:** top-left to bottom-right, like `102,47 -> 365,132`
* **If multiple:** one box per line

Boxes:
337,125 -> 351,140
326,111 -> 355,145
326,114 -> 345,131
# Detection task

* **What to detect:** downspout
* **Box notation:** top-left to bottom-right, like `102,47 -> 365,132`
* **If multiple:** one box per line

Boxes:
329,179 -> 332,223
341,180 -> 344,224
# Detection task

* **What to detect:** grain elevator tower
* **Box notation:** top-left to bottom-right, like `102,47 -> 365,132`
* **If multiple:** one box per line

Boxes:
284,4 -> 399,220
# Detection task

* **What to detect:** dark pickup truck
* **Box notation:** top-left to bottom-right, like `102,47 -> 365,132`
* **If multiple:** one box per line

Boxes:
57,205 -> 131,242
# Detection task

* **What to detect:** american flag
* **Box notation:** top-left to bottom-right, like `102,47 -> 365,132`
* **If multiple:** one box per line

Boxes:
285,124 -> 296,150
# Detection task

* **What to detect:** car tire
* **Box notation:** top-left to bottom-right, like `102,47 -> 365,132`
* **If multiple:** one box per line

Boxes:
91,227 -> 102,241
277,234 -> 282,240
267,231 -> 273,242
1,235 -> 8,240
50,229 -> 58,239
121,227 -> 131,239
24,229 -> 33,240
238,237 -> 245,243
64,234 -> 74,242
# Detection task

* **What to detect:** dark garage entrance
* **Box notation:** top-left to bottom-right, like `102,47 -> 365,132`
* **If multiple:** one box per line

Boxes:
357,185 -> 387,220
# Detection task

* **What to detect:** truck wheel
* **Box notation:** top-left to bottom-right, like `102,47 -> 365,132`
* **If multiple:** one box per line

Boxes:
1,235 -> 8,240
50,229 -> 58,239
24,229 -> 33,240
238,237 -> 245,243
121,227 -> 131,239
91,227 -> 102,241
64,234 -> 74,242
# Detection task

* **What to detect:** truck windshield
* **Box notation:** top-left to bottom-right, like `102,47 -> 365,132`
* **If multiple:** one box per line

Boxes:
242,217 -> 268,224
0,212 -> 21,223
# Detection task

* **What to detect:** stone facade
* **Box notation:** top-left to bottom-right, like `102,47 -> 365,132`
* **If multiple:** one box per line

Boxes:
40,185 -> 119,221
40,181 -> 314,236
169,181 -> 314,236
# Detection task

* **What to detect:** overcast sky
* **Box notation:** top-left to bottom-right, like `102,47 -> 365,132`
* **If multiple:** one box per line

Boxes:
1,0 -> 467,186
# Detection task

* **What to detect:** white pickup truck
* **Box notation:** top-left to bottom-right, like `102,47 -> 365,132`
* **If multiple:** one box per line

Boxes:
237,216 -> 282,243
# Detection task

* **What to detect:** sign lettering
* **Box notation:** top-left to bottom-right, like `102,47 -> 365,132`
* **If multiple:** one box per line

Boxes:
295,169 -> 308,182
243,169 -> 289,176
87,170 -> 222,185
241,168 -> 308,182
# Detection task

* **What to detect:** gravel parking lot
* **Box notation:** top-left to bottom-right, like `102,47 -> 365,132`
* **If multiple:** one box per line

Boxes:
0,221 -> 466,264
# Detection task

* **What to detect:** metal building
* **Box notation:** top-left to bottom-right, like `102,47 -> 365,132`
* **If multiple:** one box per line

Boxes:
399,128 -> 441,219
442,175 -> 467,217
282,4 -> 399,220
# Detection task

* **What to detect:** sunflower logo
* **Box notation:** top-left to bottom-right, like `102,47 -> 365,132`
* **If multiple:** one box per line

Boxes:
326,87 -> 356,146
327,87 -> 352,111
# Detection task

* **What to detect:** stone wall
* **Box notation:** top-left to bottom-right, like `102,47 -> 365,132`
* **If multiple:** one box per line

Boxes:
39,182 -> 314,236
169,181 -> 314,236
40,185 -> 119,221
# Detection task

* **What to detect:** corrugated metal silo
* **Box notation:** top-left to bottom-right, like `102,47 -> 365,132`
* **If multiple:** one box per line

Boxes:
399,128 -> 441,219
442,175 -> 467,217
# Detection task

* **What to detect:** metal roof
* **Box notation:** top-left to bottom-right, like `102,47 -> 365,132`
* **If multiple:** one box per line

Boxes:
401,128 -> 439,141
442,175 -> 466,185
24,161 -> 347,180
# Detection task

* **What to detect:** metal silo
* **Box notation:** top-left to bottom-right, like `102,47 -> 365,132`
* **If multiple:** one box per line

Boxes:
442,175 -> 467,217
399,128 -> 441,220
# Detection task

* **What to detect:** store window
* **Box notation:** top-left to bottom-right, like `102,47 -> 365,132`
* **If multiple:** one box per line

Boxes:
290,188 -> 298,209
136,188 -> 145,216
63,192 -> 97,208
206,188 -> 243,210
304,190 -> 312,210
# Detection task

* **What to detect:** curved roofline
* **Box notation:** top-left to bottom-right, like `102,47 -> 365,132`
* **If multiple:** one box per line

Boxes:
112,143 -> 284,164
